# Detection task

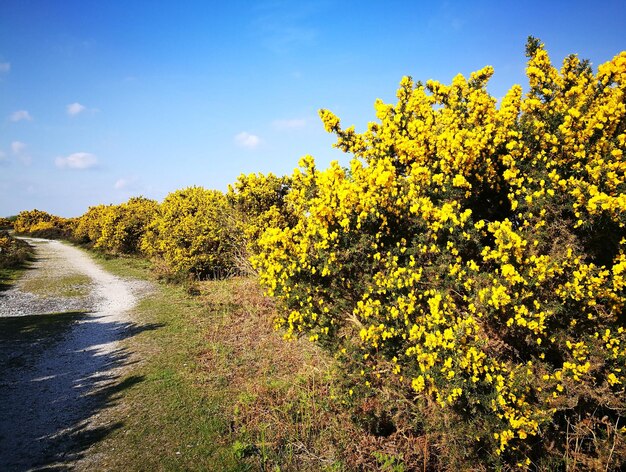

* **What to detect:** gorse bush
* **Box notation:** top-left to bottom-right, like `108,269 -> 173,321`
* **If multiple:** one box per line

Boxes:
0,217 -> 14,230
13,209 -> 54,234
74,204 -> 113,245
0,231 -> 32,269
100,197 -> 158,254
74,198 -> 157,254
14,209 -> 74,239
141,186 -> 237,279
226,172 -> 294,271
252,38 -> 626,469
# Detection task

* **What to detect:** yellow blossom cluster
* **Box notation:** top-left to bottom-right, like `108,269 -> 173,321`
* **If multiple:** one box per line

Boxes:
14,209 -> 75,239
253,38 -> 626,467
141,186 -> 237,279
226,172 -> 293,261
0,217 -> 13,229
74,197 -> 158,254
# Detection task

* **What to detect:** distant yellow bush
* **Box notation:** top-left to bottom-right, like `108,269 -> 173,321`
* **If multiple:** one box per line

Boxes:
0,217 -> 13,229
142,187 -> 235,279
73,197 -> 157,254
14,209 -> 74,239
98,197 -> 158,254
253,38 -> 626,469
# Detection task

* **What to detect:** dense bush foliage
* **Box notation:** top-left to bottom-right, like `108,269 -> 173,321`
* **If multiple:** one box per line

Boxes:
0,231 -> 32,269
0,217 -> 14,230
73,204 -> 113,245
226,172 -> 293,270
14,209 -> 75,239
141,187 -> 236,279
74,197 -> 158,254
252,39 -> 626,469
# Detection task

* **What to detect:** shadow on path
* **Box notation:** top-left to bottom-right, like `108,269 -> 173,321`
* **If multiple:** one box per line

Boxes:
0,313 -> 163,471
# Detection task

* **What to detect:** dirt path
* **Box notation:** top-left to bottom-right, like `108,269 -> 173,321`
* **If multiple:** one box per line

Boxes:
0,238 -> 150,471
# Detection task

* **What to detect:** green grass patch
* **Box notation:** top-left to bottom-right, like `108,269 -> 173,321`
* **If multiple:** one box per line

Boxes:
0,266 -> 27,291
21,273 -> 92,298
88,250 -> 152,280
84,254 -> 358,471
82,258 -> 242,470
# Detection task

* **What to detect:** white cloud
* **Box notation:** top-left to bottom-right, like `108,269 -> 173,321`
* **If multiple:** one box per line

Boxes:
114,177 -> 139,190
235,131 -> 260,149
272,118 -> 307,130
66,102 -> 86,116
114,178 -> 128,190
11,141 -> 26,154
55,152 -> 98,169
9,110 -> 33,122
0,62 -> 10,73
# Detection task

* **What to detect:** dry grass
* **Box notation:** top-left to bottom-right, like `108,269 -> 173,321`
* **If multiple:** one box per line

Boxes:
197,276 -> 348,470
196,277 -> 440,471
76,254 -> 440,470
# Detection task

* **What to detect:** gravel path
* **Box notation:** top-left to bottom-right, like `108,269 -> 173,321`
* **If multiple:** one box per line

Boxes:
0,238 -> 151,471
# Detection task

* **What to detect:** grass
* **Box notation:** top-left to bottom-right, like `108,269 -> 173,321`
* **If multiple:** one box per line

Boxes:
82,253 -> 363,471
21,273 -> 92,298
0,266 -> 27,291
81,256 -> 242,470
196,276 -> 351,471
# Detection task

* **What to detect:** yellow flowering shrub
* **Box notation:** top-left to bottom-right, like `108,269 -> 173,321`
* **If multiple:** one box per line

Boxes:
141,186 -> 236,279
14,209 -> 54,233
73,198 -> 158,254
73,204 -> 114,245
97,197 -> 158,254
14,209 -> 74,239
227,172 -> 293,266
0,217 -> 13,229
253,38 -> 626,469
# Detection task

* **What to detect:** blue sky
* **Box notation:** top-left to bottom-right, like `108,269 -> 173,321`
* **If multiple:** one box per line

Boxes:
1,0 -> 625,217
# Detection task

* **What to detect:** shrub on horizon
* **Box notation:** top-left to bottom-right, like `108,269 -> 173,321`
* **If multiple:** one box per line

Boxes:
14,209 -> 74,239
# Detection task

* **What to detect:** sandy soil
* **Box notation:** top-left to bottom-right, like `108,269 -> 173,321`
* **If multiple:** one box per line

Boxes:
0,238 -> 151,471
